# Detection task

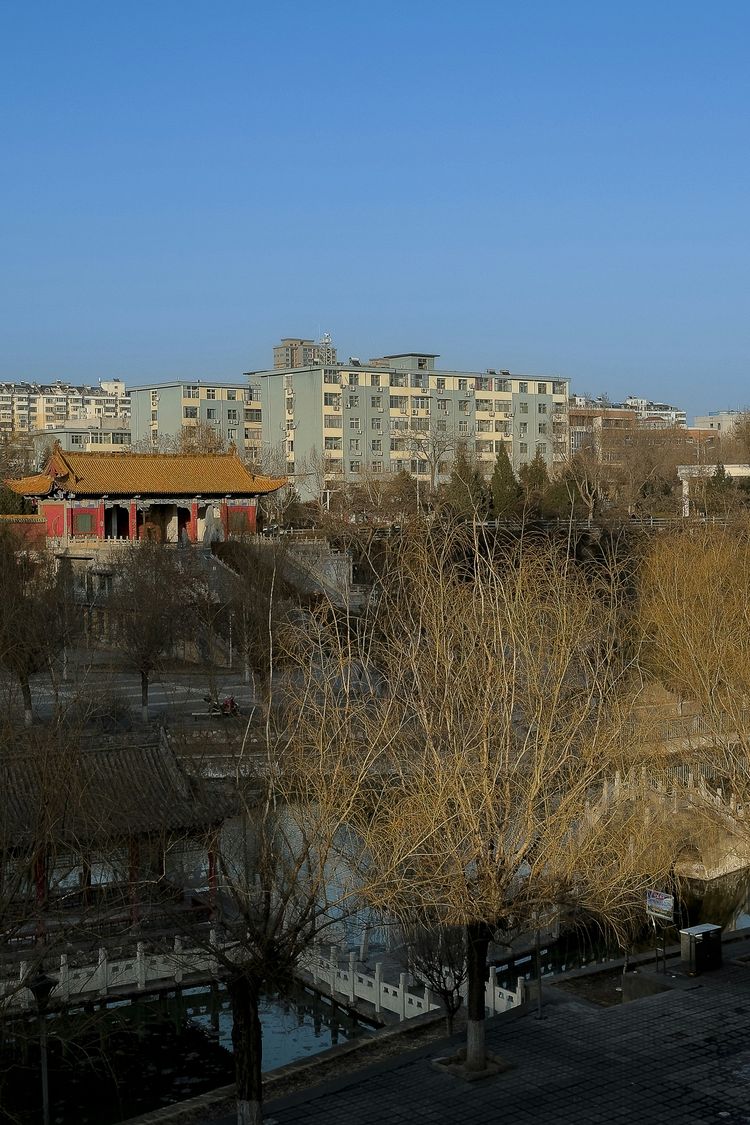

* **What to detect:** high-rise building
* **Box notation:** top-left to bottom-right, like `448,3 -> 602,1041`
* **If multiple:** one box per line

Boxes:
0,379 -> 129,434
250,352 -> 569,502
273,335 -> 337,370
128,381 -> 262,460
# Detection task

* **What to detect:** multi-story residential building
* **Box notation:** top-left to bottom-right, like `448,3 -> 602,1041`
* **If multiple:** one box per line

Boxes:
0,379 -> 129,434
30,419 -> 131,464
618,396 -> 687,428
273,334 -> 337,370
568,400 -> 637,457
693,410 -> 743,435
128,381 -> 262,460
251,352 -> 569,501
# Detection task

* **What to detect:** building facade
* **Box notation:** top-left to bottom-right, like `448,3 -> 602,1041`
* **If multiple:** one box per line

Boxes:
252,353 -> 569,502
693,410 -> 743,435
273,334 -> 337,370
0,379 -> 129,434
5,445 -> 284,544
568,401 -> 637,457
129,381 -> 262,461
619,396 -> 687,428
30,419 -> 131,463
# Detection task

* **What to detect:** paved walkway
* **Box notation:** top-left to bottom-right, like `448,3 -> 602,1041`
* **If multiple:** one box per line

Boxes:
205,939 -> 750,1125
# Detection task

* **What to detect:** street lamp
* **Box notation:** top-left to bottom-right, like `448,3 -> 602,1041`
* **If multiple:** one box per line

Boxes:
27,970 -> 56,1125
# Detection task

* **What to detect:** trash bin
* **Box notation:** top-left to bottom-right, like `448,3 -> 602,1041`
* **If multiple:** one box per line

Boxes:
679,923 -> 722,975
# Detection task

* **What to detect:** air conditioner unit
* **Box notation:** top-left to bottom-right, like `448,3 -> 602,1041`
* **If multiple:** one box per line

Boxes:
411,408 -> 419,416
377,407 -> 384,412
400,408 -> 407,415
436,388 -> 444,394
333,406 -> 341,412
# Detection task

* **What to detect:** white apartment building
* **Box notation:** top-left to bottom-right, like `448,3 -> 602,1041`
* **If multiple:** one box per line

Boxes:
0,379 -> 129,434
252,352 -> 569,501
692,410 -> 743,435
619,396 -> 687,428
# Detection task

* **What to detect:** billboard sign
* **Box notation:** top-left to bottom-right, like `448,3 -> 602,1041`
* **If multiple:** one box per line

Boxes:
646,889 -> 674,922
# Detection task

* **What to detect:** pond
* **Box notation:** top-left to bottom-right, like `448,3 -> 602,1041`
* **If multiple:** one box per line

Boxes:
0,982 -> 371,1125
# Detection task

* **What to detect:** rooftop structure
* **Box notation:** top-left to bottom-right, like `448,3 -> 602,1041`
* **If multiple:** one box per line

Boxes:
273,334 -> 337,370
5,443 -> 285,544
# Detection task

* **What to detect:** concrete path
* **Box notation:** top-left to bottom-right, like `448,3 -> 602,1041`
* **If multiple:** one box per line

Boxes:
204,938 -> 750,1125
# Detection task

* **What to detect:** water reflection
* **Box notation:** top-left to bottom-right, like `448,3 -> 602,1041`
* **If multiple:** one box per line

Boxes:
0,982 -> 370,1125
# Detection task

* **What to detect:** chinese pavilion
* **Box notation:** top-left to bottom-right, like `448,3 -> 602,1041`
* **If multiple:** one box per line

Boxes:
4,443 -> 285,543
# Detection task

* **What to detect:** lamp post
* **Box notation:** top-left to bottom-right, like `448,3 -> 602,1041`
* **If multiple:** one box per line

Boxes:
27,970 -> 56,1125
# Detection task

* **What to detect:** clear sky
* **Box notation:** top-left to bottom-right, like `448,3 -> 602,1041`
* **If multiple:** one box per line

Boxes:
1,1 -> 748,419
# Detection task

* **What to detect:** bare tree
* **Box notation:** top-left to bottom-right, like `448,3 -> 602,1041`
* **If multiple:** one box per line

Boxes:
107,541 -> 189,721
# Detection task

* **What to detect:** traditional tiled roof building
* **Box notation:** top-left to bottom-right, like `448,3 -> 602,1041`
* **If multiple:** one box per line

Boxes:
5,442 -> 285,543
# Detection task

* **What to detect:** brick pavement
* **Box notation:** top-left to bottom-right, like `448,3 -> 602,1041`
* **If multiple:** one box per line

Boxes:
202,944 -> 750,1125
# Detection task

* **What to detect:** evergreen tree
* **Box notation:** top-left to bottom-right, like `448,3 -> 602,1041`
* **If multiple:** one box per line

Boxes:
490,444 -> 521,518
444,444 -> 490,519
519,450 -> 550,516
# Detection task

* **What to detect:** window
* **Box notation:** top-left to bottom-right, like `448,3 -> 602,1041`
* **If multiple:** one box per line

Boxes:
347,394 -> 359,408
324,371 -> 340,384
112,432 -> 128,445
390,395 -> 407,411
324,392 -> 341,408
414,397 -> 430,412
371,396 -> 381,408
228,428 -> 236,441
436,377 -> 446,391
349,438 -> 360,453
519,382 -> 528,393
459,400 -> 470,414
371,460 -> 384,474
495,378 -> 511,393
537,382 -> 547,394
325,436 -> 341,450
520,442 -> 528,455
390,373 -> 407,388
349,417 -> 361,430
519,402 -> 529,414
459,420 -> 469,434
475,440 -> 493,453
72,511 -> 93,534
151,410 -> 158,422
437,419 -> 448,432
553,381 -> 567,395
184,406 -> 198,419
349,460 -> 361,473
227,389 -> 237,400
206,408 -> 217,420
245,409 -> 261,422
371,439 -> 382,453
495,440 -> 508,453
520,422 -> 528,436
185,385 -> 199,399
227,409 -> 238,422
538,422 -> 547,435
476,377 -> 491,392
437,399 -> 449,413
371,374 -> 381,388
371,418 -> 382,431
476,399 -> 492,412
538,402 -> 547,414
458,378 -> 468,391
537,443 -> 547,455
324,414 -> 342,428
412,418 -> 429,432
477,420 -> 492,432
206,388 -> 216,400
348,373 -> 359,387
70,434 -> 83,445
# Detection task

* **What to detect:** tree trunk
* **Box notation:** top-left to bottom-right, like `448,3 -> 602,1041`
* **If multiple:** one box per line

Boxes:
228,973 -> 263,1125
465,922 -> 489,1071
19,671 -> 33,726
141,670 -> 149,723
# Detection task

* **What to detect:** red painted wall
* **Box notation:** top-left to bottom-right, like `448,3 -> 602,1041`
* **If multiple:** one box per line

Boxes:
42,502 -> 66,538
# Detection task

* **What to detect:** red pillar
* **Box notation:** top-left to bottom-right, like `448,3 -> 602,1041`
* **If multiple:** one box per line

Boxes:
65,502 -> 73,539
188,501 -> 198,543
207,847 -> 217,919
34,852 -> 47,939
128,838 -> 140,925
129,502 -> 138,540
97,500 -> 106,539
247,501 -> 257,534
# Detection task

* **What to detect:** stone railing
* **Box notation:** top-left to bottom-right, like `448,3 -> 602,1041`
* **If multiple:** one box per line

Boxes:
300,945 -> 525,1021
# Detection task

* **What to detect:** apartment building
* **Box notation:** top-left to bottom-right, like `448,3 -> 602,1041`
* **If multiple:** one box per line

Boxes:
0,379 -> 129,434
619,396 -> 687,428
128,381 -> 262,459
273,334 -> 337,370
252,353 -> 569,501
568,400 -> 637,457
693,410 -> 743,435
30,419 -> 132,464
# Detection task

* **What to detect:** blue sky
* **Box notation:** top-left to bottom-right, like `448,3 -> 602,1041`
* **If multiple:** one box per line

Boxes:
1,1 -> 748,419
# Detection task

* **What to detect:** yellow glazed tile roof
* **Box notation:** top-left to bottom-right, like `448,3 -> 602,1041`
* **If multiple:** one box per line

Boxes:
5,446 -> 286,498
